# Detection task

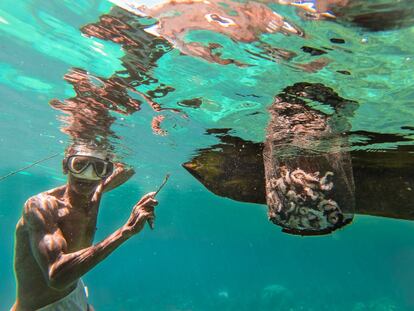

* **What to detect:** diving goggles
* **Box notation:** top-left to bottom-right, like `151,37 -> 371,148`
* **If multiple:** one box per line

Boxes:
66,155 -> 114,178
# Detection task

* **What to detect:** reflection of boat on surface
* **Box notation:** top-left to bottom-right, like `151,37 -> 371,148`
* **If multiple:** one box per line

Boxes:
183,83 -> 414,235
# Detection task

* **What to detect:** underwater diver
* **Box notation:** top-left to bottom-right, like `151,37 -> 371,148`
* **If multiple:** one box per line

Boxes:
11,144 -> 158,311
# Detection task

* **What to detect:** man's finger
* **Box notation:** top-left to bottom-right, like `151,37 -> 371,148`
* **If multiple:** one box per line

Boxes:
147,198 -> 158,206
135,211 -> 151,223
140,198 -> 158,209
145,191 -> 156,199
136,191 -> 157,205
132,202 -> 156,219
141,206 -> 155,215
147,216 -> 155,230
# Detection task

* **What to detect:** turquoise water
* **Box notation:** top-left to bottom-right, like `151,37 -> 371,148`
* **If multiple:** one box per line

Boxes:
1,0 -> 414,310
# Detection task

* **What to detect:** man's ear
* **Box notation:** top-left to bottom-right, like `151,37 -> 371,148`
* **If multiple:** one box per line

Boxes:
62,158 -> 68,174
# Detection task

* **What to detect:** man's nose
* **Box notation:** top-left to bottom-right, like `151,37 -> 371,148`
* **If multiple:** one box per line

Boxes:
80,165 -> 100,180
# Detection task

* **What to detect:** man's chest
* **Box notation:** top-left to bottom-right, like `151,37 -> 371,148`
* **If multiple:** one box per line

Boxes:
57,204 -> 99,251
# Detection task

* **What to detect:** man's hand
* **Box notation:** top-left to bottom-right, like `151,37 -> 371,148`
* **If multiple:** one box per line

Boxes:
122,192 -> 158,237
101,163 -> 135,193
114,162 -> 135,176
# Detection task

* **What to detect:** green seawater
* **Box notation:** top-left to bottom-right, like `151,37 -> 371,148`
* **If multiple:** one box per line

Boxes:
1,0 -> 414,310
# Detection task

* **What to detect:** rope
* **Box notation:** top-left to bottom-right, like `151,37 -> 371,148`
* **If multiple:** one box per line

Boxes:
0,152 -> 61,182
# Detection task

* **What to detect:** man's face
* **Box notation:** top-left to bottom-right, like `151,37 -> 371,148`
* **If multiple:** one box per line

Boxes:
64,153 -> 113,196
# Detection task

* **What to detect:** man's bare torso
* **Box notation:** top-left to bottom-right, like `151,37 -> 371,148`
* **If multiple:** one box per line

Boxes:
13,185 -> 101,311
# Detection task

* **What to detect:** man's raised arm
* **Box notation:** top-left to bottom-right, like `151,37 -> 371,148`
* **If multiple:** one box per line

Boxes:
23,193 -> 156,290
101,163 -> 135,193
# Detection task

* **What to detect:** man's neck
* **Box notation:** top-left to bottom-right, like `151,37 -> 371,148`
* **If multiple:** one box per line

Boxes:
63,185 -> 95,211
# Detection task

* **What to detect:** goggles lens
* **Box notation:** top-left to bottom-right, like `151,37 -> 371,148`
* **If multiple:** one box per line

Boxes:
67,155 -> 113,178
94,160 -> 106,176
70,156 -> 90,173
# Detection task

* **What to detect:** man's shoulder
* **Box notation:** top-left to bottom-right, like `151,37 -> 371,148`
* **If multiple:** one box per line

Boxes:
23,193 -> 59,227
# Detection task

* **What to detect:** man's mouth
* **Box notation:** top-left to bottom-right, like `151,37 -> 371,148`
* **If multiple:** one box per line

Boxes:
74,177 -> 99,186
79,180 -> 94,185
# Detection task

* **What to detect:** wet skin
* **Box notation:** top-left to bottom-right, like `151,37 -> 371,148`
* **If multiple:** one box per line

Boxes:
12,162 -> 158,311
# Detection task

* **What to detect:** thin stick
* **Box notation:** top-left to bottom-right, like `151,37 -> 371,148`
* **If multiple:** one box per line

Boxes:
148,173 -> 170,230
0,152 -> 61,182
154,173 -> 170,197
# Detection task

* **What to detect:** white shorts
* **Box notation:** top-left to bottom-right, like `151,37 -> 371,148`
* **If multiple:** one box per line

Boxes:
37,280 -> 89,311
